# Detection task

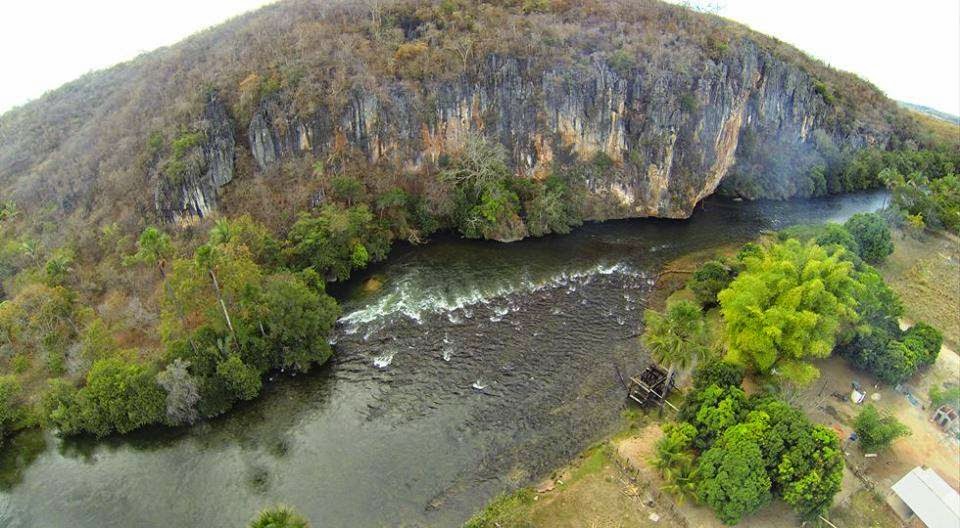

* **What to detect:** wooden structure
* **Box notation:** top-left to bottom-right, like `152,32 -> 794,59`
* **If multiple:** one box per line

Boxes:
627,364 -> 676,410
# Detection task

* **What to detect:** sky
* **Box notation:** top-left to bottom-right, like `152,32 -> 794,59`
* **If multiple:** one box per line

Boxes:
0,1 -> 958,116
0,0 -> 274,114
673,0 -> 960,115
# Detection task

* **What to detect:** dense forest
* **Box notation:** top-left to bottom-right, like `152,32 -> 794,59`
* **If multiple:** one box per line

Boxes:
0,0 -> 958,447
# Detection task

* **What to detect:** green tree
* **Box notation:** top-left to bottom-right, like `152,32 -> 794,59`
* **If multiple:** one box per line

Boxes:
523,176 -> 582,237
718,239 -> 858,385
284,204 -> 391,281
691,360 -> 744,391
43,248 -> 75,286
929,384 -> 960,409
653,422 -> 700,504
375,187 -> 408,221
844,213 -> 893,264
329,175 -> 365,206
679,383 -> 749,450
216,355 -> 262,401
208,215 -> 281,268
0,376 -> 24,445
248,505 -> 309,528
813,223 -> 859,257
261,273 -> 340,372
441,133 -> 526,241
854,404 -> 910,452
62,357 -> 166,436
851,266 -> 903,335
904,322 -> 942,362
930,174 -> 960,233
688,260 -> 736,307
775,424 -> 844,518
695,416 -> 772,525
641,299 -> 708,383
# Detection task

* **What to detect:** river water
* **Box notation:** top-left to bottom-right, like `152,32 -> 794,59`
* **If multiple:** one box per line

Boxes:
0,192 -> 886,528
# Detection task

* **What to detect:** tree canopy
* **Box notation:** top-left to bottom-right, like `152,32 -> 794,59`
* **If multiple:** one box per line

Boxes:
843,212 -> 893,264
854,404 -> 910,452
718,239 -> 859,384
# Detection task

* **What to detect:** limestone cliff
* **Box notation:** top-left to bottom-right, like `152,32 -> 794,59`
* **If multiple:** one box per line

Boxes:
235,43 -> 887,223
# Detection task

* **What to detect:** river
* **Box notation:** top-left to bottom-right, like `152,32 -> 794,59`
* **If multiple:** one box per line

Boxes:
0,191 -> 887,528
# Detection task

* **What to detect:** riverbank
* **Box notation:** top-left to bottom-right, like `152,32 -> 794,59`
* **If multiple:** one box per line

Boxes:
0,192 -> 893,527
466,225 -> 959,528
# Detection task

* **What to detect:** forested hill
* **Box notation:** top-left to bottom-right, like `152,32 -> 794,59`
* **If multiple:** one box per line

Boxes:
0,0 -> 940,244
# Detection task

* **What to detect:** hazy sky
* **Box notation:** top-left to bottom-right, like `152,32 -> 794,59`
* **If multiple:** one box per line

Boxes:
0,0 -> 274,114
675,0 -> 960,115
1,0 -> 958,115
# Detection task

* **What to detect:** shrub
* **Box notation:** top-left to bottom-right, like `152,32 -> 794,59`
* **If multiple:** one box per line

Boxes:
688,260 -> 735,307
248,505 -> 309,528
0,376 -> 24,445
854,404 -> 910,452
844,213 -> 893,264
691,360 -> 744,391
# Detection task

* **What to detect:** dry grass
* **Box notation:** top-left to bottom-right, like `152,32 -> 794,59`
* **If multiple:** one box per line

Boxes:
829,489 -> 902,528
880,229 -> 960,350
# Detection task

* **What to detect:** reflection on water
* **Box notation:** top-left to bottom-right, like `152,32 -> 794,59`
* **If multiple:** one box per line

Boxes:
0,192 -> 887,528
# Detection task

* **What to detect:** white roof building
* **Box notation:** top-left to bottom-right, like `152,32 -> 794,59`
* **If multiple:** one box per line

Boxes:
890,466 -> 960,528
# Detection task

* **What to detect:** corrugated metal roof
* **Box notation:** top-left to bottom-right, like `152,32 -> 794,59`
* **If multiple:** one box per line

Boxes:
891,466 -> 960,528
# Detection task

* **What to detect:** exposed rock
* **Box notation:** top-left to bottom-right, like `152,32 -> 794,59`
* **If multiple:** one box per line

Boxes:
240,44 -> 889,226
154,92 -> 235,222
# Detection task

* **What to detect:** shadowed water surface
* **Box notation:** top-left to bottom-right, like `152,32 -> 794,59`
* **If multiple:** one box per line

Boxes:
0,192 -> 886,527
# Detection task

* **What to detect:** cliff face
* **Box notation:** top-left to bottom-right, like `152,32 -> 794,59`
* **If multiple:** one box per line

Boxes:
169,42 -> 888,225
156,93 -> 236,222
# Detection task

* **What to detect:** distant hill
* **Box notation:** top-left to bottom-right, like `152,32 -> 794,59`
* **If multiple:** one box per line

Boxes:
898,101 -> 960,125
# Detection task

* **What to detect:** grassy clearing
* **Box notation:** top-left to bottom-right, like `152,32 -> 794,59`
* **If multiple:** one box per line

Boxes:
880,229 -> 960,349
464,424 -> 670,528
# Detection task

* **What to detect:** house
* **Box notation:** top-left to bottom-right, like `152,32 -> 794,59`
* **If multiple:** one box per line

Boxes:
889,466 -> 960,528
933,405 -> 959,436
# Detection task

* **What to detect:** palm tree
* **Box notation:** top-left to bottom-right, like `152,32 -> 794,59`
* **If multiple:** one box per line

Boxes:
248,505 -> 309,528
208,218 -> 233,246
660,458 -> 700,505
125,226 -> 173,278
641,299 -> 708,386
652,423 -> 700,505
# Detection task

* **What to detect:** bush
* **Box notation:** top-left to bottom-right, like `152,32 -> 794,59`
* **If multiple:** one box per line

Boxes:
691,361 -> 744,391
688,260 -> 735,307
854,404 -> 910,452
0,376 -> 24,445
844,213 -> 893,264
48,358 -> 166,437
248,505 -> 309,528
